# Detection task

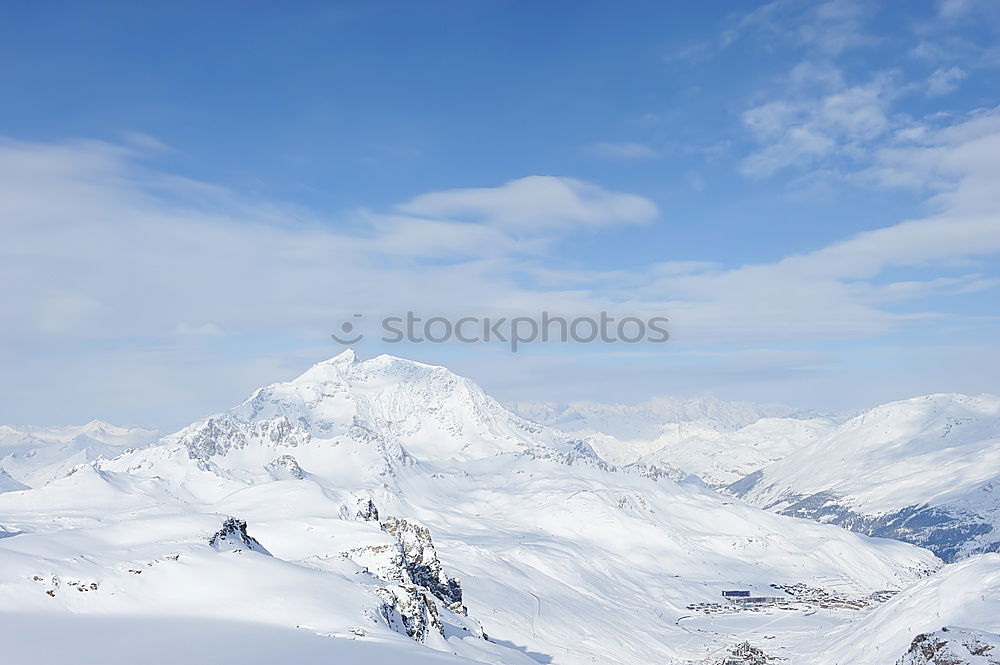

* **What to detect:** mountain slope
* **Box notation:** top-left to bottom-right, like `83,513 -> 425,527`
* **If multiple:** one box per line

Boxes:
0,469 -> 29,494
728,394 -> 1000,562
0,353 -> 945,664
0,613 -> 492,665
814,553 -> 1000,665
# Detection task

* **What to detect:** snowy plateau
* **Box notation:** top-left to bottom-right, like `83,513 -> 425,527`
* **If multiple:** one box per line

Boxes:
1,350 -> 998,664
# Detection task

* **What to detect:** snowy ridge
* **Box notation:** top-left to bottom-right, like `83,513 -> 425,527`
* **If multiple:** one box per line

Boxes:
728,394 -> 1000,561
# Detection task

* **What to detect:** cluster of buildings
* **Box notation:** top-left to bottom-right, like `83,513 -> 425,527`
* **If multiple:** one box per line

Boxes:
721,590 -> 789,606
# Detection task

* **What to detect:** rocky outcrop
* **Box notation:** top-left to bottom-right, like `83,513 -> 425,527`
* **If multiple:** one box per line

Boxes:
346,543 -> 407,582
179,415 -> 311,461
355,496 -> 379,521
342,508 -> 471,643
382,516 -> 464,614
265,454 -> 305,480
209,517 -> 270,555
338,495 -> 381,522
718,641 -> 773,664
896,627 -> 1000,664
374,584 -> 445,642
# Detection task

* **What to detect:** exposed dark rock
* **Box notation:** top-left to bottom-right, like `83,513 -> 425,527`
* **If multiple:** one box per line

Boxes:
726,470 -> 764,496
355,497 -> 379,522
209,517 -> 271,555
265,454 -> 305,480
718,641 -> 773,664
382,516 -> 464,614
725,485 -> 998,563
182,415 -> 310,460
896,627 -> 1000,664
343,515 -> 473,644
375,584 -> 444,642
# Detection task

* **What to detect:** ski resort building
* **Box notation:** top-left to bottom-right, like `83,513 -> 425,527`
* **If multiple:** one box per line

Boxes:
721,590 -> 788,606
722,590 -> 750,598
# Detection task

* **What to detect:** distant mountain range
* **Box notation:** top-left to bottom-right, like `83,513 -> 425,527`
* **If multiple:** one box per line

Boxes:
0,420 -> 158,488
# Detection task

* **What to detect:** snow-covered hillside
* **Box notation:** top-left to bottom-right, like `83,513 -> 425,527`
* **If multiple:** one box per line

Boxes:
727,394 -> 1000,562
814,553 -> 1000,665
0,353 -> 983,664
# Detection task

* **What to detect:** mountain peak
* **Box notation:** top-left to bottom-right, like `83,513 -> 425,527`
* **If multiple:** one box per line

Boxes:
292,351 -> 456,388
290,348 -> 360,384
189,352 -> 587,465
331,348 -> 358,365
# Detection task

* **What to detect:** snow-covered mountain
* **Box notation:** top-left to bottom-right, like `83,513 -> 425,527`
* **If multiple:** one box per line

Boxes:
0,351 -> 955,664
0,420 -> 158,489
512,395 -> 809,440
635,416 -> 836,486
520,392 -> 1000,563
727,394 -> 1000,562
513,395 -> 834,485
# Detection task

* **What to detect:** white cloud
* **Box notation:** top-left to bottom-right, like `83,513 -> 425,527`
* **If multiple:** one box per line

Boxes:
395,175 -> 658,231
939,0 -> 976,18
1,130 -> 995,349
365,213 -> 536,259
721,0 -> 874,55
740,66 -> 896,177
584,141 -> 658,161
0,147 -> 660,348
864,105 -> 1000,210
927,66 -> 967,95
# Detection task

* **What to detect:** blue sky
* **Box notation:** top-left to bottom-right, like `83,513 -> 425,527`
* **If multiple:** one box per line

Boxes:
2,0 -> 999,429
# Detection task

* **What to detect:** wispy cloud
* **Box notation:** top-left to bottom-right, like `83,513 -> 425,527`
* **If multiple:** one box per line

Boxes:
926,66 -> 967,95
395,175 -> 657,231
584,141 -> 659,161
739,64 -> 897,177
671,0 -> 876,62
